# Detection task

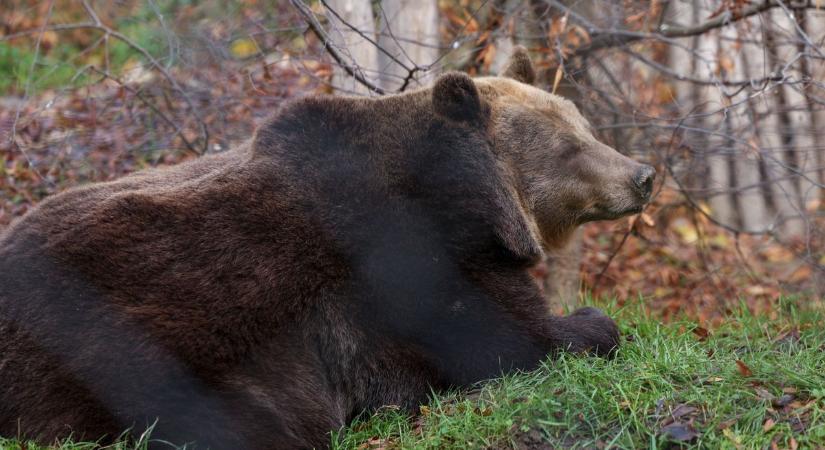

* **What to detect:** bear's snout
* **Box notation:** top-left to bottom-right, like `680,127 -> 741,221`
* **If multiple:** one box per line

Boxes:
632,165 -> 656,200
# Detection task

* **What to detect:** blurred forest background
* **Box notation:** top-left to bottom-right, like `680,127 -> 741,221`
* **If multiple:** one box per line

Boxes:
1,0 -> 823,323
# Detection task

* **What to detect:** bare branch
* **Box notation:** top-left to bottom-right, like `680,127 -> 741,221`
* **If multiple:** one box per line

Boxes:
79,0 -> 209,153
86,68 -> 201,156
10,0 -> 56,186
557,0 -> 824,58
291,0 -> 386,95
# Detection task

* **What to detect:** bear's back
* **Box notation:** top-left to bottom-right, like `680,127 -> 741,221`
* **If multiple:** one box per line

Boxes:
0,141 -> 347,373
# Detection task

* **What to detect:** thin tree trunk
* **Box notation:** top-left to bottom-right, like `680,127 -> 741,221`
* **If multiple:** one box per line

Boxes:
488,0 -> 516,75
326,0 -> 380,95
804,11 -> 825,206
376,0 -> 439,91
726,21 -> 768,231
762,9 -> 806,235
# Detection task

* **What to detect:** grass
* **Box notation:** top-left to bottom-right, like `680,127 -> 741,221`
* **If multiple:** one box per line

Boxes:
0,2 -> 171,95
333,297 -> 825,449
0,26 -> 162,95
2,297 -> 823,449
0,0 -> 290,95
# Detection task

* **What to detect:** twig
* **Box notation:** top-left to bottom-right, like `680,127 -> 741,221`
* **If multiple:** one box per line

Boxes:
620,48 -> 785,89
397,67 -> 423,92
374,1 -> 431,91
559,0 -> 824,58
88,67 -> 203,156
81,0 -> 208,153
774,0 -> 825,59
9,0 -> 57,186
291,0 -> 386,95
4,4 -> 211,154
320,0 -> 413,73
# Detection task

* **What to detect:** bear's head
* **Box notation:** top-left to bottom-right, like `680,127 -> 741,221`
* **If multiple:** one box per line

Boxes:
431,47 -> 655,253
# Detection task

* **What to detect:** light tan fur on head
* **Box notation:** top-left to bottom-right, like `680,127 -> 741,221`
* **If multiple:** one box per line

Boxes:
475,51 -> 656,251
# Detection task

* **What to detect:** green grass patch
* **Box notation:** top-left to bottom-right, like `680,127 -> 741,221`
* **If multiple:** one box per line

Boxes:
0,0 -> 289,95
0,3 -> 170,95
2,297 -> 823,449
334,297 -> 824,449
0,28 -> 162,95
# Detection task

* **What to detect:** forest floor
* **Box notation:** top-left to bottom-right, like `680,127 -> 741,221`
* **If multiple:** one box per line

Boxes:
333,297 -> 825,450
1,297 -> 823,450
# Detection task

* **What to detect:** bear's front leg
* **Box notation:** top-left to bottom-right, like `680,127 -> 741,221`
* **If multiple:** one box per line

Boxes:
545,307 -> 621,357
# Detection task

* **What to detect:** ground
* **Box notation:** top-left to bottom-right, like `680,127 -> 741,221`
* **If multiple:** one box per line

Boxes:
1,297 -> 822,449
333,297 -> 825,450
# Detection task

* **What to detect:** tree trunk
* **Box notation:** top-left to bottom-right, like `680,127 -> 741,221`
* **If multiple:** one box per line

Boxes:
666,0 -> 821,237
325,0 -> 380,95
376,0 -> 439,91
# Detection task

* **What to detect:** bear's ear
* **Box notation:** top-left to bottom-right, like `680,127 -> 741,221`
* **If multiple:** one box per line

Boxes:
501,46 -> 536,85
432,72 -> 482,123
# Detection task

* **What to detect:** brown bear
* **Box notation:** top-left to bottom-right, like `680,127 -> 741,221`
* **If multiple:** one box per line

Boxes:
0,48 -> 654,449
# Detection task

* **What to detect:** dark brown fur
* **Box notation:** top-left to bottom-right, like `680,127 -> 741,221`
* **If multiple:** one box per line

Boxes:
0,53 -> 650,449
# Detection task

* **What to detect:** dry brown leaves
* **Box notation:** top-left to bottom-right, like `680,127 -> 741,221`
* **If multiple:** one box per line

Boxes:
580,186 -> 821,323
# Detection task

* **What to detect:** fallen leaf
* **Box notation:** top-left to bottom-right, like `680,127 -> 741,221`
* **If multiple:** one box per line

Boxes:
654,398 -> 666,416
736,360 -> 753,377
659,423 -> 699,443
410,416 -> 425,436
692,326 -> 710,341
787,416 -> 809,434
516,428 -> 545,449
773,328 -> 800,348
717,417 -> 738,430
788,400 -> 807,410
772,394 -> 795,408
40,30 -> 58,52
745,285 -> 767,296
231,38 -> 259,59
357,436 -> 394,450
723,428 -> 743,445
763,418 -> 775,432
754,387 -> 775,401
673,218 -> 698,243
671,404 -> 698,420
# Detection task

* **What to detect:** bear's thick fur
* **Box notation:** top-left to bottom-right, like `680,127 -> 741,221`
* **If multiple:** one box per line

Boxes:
0,50 -> 653,449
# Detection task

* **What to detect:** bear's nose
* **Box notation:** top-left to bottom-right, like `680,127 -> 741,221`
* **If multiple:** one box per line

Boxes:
633,165 -> 656,199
